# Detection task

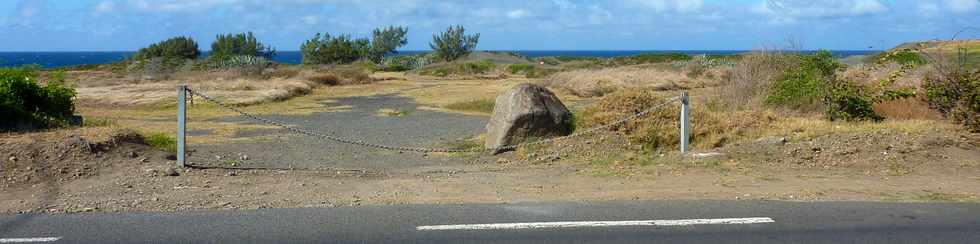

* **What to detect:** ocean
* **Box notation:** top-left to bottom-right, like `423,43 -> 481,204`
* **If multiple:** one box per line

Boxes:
0,50 -> 878,69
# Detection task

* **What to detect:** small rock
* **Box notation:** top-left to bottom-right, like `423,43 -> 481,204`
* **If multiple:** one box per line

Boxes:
165,168 -> 180,176
240,155 -> 249,161
140,157 -> 149,163
127,151 -> 139,158
8,156 -> 16,162
226,171 -> 238,177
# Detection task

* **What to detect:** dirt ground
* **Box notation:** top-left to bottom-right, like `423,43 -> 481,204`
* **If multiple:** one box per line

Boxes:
3,67 -> 980,214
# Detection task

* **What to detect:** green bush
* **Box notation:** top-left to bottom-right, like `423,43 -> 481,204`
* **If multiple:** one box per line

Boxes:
133,36 -> 200,60
767,50 -> 914,121
0,66 -> 76,130
430,25 -> 480,62
210,32 -> 276,60
301,33 -> 368,65
302,26 -> 408,65
924,69 -> 980,132
444,99 -> 495,113
766,51 -> 840,109
628,53 -> 692,63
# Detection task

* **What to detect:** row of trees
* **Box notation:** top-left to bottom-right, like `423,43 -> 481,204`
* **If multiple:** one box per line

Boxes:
133,25 -> 481,65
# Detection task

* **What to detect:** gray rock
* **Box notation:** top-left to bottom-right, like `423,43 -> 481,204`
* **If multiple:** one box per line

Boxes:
485,83 -> 572,153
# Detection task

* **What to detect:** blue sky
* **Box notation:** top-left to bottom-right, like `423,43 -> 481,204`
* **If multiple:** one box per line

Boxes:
1,0 -> 978,51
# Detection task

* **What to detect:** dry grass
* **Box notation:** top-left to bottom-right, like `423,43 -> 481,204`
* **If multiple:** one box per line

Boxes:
714,52 -> 796,109
577,89 -> 775,151
873,98 -> 944,120
543,64 -> 718,98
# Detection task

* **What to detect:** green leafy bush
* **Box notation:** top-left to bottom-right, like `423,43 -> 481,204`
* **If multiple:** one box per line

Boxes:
302,26 -> 408,65
210,32 -> 276,60
133,36 -> 200,60
766,51 -> 840,110
924,69 -> 980,132
430,25 -> 480,62
301,33 -> 368,65
767,50 -> 914,121
508,64 -> 535,74
143,132 -> 177,154
0,66 -> 76,130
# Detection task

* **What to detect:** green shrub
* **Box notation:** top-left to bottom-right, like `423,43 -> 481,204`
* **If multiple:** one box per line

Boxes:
767,50 -> 914,121
0,66 -> 76,130
133,36 -> 200,60
429,25 -> 480,62
301,33 -> 368,65
508,63 -> 535,74
143,132 -> 177,154
627,53 -> 692,64
210,32 -> 276,60
924,69 -> 980,132
766,51 -> 840,110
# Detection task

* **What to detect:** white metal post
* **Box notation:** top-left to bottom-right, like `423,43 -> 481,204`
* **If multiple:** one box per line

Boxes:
680,92 -> 690,155
177,85 -> 187,167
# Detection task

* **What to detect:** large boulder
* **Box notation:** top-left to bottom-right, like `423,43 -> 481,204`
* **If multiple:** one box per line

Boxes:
485,84 -> 573,153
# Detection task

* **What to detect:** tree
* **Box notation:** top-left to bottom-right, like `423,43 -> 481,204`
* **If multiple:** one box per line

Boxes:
429,25 -> 479,62
210,32 -> 276,60
368,26 -> 408,63
300,33 -> 369,65
133,36 -> 200,60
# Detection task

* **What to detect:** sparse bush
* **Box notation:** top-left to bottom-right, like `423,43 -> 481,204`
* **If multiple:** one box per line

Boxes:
923,69 -> 980,132
0,66 -> 76,130
307,73 -> 340,85
874,49 -> 927,66
718,51 -> 796,109
419,60 -> 495,77
133,36 -> 200,60
210,32 -> 276,60
430,25 -> 480,62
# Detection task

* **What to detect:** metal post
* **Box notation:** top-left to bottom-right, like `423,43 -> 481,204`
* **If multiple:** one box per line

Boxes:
177,85 -> 187,167
680,92 -> 690,155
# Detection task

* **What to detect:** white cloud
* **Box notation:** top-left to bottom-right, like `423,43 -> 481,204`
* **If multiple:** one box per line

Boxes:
917,2 -> 941,16
301,15 -> 318,25
753,0 -> 888,20
627,0 -> 704,13
94,1 -> 116,13
944,0 -> 979,13
506,9 -> 531,19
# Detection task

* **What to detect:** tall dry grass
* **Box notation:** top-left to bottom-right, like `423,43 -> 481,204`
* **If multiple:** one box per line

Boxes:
542,64 -> 718,97
713,51 -> 797,110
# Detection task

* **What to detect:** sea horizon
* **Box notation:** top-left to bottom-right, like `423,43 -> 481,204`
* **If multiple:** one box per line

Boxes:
0,49 -> 880,69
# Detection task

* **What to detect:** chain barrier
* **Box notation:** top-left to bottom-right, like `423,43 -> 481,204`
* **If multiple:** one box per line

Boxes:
185,87 -> 679,154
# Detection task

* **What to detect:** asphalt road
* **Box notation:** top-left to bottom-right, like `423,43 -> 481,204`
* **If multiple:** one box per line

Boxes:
1,200 -> 979,243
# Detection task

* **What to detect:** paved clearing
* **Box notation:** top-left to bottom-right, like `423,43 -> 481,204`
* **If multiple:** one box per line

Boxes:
2,200 -> 979,243
189,93 -> 487,171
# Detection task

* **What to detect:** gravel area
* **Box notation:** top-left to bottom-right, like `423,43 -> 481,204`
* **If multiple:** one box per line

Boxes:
189,94 -> 487,171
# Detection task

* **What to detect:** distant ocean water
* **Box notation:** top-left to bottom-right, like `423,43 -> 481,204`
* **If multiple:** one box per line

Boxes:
0,50 -> 879,69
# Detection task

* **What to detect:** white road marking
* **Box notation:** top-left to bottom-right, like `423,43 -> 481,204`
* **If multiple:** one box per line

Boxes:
0,237 -> 62,243
417,217 -> 774,231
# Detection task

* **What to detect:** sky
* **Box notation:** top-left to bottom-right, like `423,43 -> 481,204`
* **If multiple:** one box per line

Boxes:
1,0 -> 979,51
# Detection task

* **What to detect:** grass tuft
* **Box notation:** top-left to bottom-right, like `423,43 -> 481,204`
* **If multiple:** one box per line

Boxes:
444,99 -> 495,114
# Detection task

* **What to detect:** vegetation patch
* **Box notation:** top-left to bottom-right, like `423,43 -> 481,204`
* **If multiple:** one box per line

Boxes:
444,99 -> 495,114
420,60 -> 495,77
1,66 -> 76,130
143,132 -> 177,154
